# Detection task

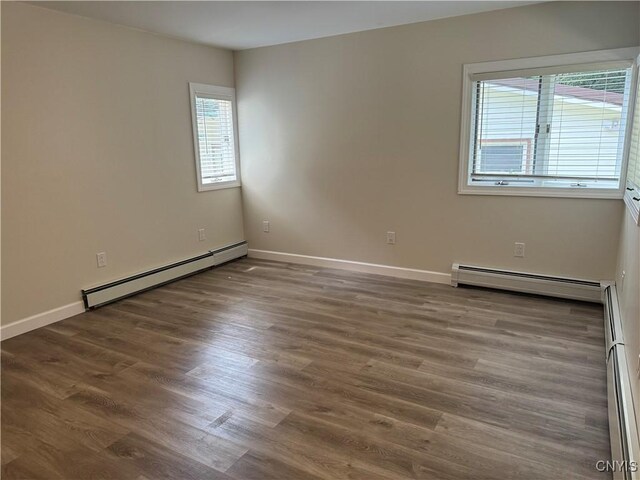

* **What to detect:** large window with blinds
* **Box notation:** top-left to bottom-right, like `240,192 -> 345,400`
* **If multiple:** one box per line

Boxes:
459,48 -> 638,198
189,83 -> 241,191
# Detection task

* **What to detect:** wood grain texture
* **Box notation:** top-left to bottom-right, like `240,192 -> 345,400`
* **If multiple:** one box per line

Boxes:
1,258 -> 611,479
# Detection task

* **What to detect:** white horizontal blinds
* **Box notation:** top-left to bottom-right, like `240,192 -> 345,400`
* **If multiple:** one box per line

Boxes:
627,68 -> 640,188
471,65 -> 632,185
472,76 -> 539,180
195,95 -> 237,184
546,68 -> 628,181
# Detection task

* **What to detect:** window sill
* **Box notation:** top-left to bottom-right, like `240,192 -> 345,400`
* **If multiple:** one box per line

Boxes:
197,180 -> 241,192
458,185 -> 624,199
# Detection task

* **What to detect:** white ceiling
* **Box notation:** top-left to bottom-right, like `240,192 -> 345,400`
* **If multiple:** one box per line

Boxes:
30,1 -> 538,50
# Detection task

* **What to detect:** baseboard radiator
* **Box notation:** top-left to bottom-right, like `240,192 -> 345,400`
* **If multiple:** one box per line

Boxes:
603,285 -> 640,479
451,263 -> 603,303
82,241 -> 248,309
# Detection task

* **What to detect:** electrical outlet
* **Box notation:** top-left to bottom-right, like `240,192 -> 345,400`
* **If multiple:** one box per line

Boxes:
514,242 -> 525,258
386,231 -> 396,245
198,228 -> 206,241
96,252 -> 107,268
263,220 -> 270,233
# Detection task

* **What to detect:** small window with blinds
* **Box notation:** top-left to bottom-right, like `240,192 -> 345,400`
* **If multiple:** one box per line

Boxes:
189,83 -> 240,191
623,59 -> 640,224
459,49 -> 638,198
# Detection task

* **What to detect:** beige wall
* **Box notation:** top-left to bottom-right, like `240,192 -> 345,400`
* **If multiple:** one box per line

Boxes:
2,1 -> 639,327
616,211 -> 640,414
235,1 -> 639,279
1,2 -> 244,325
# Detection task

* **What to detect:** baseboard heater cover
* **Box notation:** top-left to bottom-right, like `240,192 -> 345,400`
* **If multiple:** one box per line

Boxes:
451,263 -> 603,303
603,285 -> 640,480
82,241 -> 248,309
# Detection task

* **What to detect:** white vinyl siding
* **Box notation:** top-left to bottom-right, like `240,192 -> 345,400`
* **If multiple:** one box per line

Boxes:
189,83 -> 241,191
459,48 -> 639,198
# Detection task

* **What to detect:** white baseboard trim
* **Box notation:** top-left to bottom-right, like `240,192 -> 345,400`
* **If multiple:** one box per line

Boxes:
1,301 -> 85,341
248,249 -> 451,284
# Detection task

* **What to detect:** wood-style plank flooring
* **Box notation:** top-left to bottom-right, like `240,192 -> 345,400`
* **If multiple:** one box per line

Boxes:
1,258 -> 611,479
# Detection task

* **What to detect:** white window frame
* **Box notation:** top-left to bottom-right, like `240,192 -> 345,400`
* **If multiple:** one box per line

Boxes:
624,182 -> 640,225
189,83 -> 241,192
458,47 -> 640,199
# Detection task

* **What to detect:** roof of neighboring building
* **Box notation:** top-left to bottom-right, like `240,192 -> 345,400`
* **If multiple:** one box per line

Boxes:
490,78 -> 624,106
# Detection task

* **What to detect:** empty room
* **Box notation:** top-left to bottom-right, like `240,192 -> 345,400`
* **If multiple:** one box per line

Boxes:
2,1 -> 640,478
